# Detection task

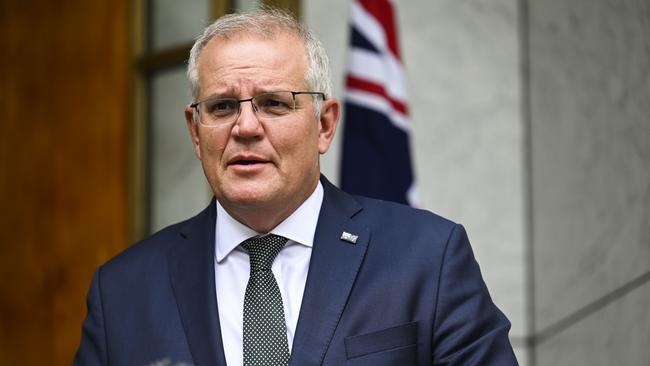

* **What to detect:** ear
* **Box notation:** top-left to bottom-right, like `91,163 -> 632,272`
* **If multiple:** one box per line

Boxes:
317,98 -> 340,154
184,106 -> 202,160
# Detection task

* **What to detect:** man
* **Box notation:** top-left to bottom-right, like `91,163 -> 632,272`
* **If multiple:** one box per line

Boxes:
75,8 -> 517,366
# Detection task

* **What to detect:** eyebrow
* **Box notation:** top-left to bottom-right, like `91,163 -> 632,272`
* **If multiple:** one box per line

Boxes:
201,88 -> 298,100
199,79 -> 296,99
200,88 -> 238,100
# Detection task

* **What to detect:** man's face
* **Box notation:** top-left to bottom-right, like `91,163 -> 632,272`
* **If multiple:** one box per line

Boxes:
185,32 -> 338,230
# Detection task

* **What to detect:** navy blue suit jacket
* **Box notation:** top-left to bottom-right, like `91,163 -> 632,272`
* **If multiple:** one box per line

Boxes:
75,177 -> 517,365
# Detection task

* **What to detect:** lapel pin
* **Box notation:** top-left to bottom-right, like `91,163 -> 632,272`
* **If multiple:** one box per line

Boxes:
340,231 -> 358,244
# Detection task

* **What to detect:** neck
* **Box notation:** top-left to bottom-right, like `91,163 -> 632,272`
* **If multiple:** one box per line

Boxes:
227,205 -> 294,234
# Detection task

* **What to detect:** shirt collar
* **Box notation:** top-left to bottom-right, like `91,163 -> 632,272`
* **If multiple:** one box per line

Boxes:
215,181 -> 324,263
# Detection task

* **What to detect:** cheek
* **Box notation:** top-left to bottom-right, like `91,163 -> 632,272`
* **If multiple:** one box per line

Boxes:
198,127 -> 230,157
276,125 -> 320,171
273,121 -> 318,151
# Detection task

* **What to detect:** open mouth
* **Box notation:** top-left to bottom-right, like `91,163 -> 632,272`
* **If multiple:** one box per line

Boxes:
228,154 -> 270,168
229,157 -> 269,167
232,159 -> 267,166
236,160 -> 260,165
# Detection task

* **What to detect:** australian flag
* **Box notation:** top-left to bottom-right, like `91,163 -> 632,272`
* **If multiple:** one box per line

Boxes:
340,0 -> 418,206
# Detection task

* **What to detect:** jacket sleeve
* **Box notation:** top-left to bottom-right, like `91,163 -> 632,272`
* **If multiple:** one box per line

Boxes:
432,224 -> 518,365
74,269 -> 108,365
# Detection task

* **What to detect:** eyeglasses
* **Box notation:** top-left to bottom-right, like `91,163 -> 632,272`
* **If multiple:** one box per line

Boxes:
190,91 -> 325,127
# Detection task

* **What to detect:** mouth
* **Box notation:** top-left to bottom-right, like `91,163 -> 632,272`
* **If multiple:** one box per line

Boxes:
228,155 -> 271,169
233,160 -> 262,165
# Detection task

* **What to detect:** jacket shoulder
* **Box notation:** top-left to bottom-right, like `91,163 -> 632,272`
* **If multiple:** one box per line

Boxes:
99,202 -> 211,280
107,220 -> 185,267
353,194 -> 458,235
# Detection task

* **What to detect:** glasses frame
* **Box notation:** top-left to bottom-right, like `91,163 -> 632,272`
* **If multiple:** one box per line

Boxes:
189,91 -> 326,127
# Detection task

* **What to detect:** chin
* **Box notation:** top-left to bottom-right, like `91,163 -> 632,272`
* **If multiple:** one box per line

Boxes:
219,186 -> 277,209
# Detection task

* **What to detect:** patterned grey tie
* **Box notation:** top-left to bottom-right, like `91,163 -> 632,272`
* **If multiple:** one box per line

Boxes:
242,234 -> 290,366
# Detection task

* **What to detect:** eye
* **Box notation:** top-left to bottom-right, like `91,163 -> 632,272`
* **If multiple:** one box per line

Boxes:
260,98 -> 290,108
255,93 -> 293,116
205,99 -> 237,117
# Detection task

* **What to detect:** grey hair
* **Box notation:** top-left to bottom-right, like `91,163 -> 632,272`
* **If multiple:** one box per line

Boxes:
186,8 -> 332,116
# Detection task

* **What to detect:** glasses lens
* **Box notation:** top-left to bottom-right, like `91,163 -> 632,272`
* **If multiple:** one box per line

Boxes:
253,92 -> 295,119
201,98 -> 238,125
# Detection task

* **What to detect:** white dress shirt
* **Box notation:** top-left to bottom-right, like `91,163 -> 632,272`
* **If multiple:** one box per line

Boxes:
214,182 -> 323,366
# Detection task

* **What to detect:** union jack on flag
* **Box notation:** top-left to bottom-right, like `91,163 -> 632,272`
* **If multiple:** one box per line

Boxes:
340,0 -> 418,206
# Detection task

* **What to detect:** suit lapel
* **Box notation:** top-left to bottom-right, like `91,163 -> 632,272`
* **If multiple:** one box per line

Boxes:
290,177 -> 369,366
168,199 -> 227,366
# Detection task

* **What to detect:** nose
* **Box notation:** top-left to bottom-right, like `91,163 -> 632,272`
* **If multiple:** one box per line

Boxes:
232,100 -> 263,138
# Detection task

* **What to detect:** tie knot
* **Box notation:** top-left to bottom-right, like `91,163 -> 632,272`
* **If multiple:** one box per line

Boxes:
242,234 -> 288,272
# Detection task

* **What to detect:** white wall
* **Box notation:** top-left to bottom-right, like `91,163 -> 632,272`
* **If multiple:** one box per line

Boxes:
529,1 -> 650,364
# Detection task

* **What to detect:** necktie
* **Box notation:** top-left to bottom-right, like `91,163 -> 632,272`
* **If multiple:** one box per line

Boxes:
242,234 -> 290,366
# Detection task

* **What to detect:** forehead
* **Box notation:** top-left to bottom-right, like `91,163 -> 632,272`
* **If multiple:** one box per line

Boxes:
196,31 -> 309,95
